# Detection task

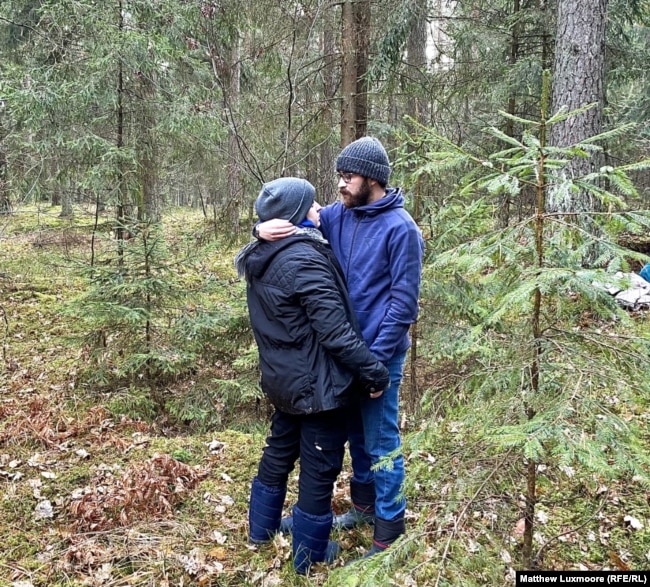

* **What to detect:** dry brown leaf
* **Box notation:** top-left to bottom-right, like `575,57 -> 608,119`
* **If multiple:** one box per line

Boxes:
208,547 -> 228,560
65,453 -> 209,532
609,551 -> 631,571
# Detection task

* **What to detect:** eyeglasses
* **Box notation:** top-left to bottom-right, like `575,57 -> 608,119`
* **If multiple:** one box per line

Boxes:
336,172 -> 356,184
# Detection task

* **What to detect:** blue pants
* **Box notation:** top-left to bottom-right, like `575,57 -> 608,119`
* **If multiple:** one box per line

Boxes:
347,352 -> 407,521
257,407 -> 347,516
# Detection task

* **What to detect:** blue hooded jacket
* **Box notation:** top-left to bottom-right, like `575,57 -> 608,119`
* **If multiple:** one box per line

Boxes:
319,187 -> 424,362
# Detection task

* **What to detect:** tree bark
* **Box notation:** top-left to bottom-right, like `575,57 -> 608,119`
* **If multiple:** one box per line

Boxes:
135,72 -> 160,224
340,0 -> 372,146
319,10 -> 338,204
207,12 -> 242,233
406,0 -> 428,127
340,0 -> 357,147
59,180 -> 74,218
500,0 -> 522,228
227,38 -> 242,233
548,0 -> 608,215
404,0 -> 428,409
354,0 -> 370,139
0,140 -> 9,215
0,100 -> 9,214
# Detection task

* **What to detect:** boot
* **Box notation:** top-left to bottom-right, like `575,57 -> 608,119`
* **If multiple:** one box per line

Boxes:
362,515 -> 405,559
279,514 -> 293,534
332,479 -> 376,530
248,477 -> 286,545
292,506 -> 341,575
281,479 -> 376,534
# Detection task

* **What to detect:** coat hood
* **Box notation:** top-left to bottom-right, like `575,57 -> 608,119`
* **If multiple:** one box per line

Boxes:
352,187 -> 405,217
235,230 -> 326,280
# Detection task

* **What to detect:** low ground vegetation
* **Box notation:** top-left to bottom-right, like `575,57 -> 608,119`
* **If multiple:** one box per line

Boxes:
1,207 -> 649,587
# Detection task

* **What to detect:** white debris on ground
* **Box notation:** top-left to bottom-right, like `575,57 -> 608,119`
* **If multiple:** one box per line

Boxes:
594,272 -> 650,310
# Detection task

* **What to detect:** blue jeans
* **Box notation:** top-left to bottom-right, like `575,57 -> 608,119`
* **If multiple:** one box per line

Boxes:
348,352 -> 406,521
257,407 -> 347,516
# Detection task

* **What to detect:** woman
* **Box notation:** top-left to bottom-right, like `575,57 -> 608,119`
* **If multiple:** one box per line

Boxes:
235,177 -> 389,574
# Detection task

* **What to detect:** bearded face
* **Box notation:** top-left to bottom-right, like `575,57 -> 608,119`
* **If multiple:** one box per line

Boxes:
339,175 -> 373,209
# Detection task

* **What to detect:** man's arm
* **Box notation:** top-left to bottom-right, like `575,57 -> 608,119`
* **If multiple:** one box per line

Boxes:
370,222 -> 424,361
294,252 -> 390,395
255,218 -> 296,241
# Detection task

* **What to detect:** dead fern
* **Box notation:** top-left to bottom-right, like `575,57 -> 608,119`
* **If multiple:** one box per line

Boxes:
0,397 -> 149,448
67,453 -> 208,532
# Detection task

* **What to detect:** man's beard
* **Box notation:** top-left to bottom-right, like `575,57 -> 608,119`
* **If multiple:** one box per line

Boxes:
341,178 -> 372,208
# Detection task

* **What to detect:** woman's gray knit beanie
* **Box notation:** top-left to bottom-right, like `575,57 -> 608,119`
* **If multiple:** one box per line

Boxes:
255,177 -> 315,225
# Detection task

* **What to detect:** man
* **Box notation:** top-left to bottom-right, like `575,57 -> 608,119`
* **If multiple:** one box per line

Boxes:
236,177 -> 390,574
256,138 -> 425,559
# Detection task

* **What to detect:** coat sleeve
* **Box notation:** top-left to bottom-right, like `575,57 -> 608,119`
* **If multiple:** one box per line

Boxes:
370,220 -> 424,361
293,251 -> 390,392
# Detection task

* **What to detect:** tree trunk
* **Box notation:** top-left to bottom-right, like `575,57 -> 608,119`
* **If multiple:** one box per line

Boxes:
500,0 -> 522,228
115,2 -> 130,257
207,12 -> 242,234
340,0 -> 357,147
404,0 -> 428,410
341,0 -> 372,146
59,181 -> 74,218
226,39 -> 242,234
136,72 -> 160,224
320,11 -> 338,204
354,0 -> 370,139
548,0 -> 608,215
406,0 -> 428,127
0,133 -> 10,215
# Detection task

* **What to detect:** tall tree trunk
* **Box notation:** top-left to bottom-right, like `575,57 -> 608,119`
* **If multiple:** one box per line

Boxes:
341,0 -> 372,146
50,162 -> 61,206
320,11 -> 338,204
354,0 -> 370,138
59,179 -> 73,218
207,12 -> 242,235
136,72 -> 160,224
548,0 -> 608,267
340,0 -> 357,147
226,39 -> 242,234
548,0 -> 608,215
0,101 -> 10,214
404,0 -> 428,411
500,0 -> 522,228
116,2 -> 129,259
406,0 -> 428,128
0,139 -> 9,215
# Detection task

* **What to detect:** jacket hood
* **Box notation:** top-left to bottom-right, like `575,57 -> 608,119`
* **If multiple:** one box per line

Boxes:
352,186 -> 405,217
235,233 -> 322,280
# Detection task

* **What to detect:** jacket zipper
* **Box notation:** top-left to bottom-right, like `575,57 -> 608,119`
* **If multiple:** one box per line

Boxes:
345,215 -> 362,280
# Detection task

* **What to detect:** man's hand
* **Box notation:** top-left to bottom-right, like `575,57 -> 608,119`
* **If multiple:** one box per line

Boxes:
257,219 -> 296,241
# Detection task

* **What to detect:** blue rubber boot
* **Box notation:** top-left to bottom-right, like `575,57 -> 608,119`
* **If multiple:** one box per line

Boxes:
279,515 -> 293,534
248,477 -> 286,545
332,479 -> 376,530
281,479 -> 376,534
332,507 -> 375,530
292,506 -> 341,575
347,515 -> 405,564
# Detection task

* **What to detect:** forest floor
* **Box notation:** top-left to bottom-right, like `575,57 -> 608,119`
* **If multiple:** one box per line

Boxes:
1,206 -> 650,587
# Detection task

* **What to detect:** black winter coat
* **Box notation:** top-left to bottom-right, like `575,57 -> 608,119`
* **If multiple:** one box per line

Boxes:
238,233 -> 390,415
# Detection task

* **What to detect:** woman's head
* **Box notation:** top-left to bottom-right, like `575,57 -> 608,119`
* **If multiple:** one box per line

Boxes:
255,177 -> 315,225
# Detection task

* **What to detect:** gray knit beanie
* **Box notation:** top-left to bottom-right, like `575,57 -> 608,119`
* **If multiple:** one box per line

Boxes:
336,137 -> 391,185
255,177 -> 315,224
